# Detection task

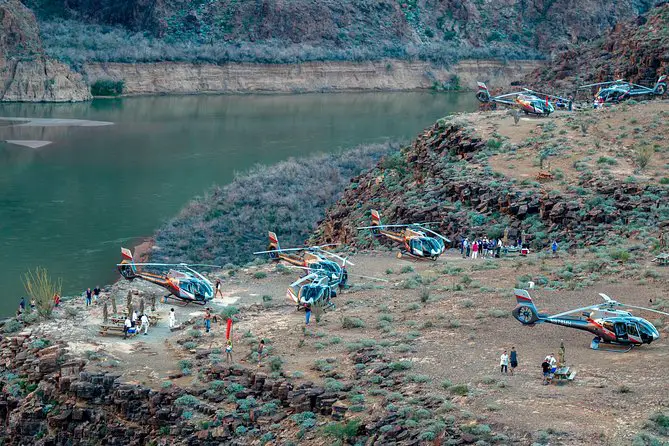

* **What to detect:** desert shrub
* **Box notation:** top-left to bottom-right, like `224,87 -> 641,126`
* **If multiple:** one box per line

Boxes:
3,320 -> 22,333
389,361 -> 413,371
400,265 -> 414,274
22,267 -> 61,319
635,146 -> 653,170
419,287 -> 430,303
341,317 -> 365,329
220,306 -> 240,320
488,308 -> 508,318
449,384 -> 469,395
253,271 -> 267,279
152,144 -> 392,266
90,79 -> 124,96
175,394 -> 200,407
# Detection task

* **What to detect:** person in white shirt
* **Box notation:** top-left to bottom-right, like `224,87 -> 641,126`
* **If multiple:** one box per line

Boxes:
140,314 -> 149,335
168,308 -> 176,329
123,316 -> 132,339
500,350 -> 509,374
131,310 -> 138,327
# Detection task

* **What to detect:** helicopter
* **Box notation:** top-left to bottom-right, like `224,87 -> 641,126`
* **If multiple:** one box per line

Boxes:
512,288 -> 668,352
476,82 -> 570,116
253,232 -> 351,291
286,273 -> 336,311
579,76 -> 667,105
357,210 -> 450,260
117,247 -> 219,306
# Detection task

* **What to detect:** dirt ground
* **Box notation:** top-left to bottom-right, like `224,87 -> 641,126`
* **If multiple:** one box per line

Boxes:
37,246 -> 669,445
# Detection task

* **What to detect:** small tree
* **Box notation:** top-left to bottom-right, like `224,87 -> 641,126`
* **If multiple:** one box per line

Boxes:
23,267 -> 62,319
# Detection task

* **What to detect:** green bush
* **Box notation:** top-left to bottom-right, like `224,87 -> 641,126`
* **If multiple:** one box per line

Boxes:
175,394 -> 200,407
341,316 -> 365,329
91,79 -> 124,96
253,271 -> 267,279
3,320 -> 22,333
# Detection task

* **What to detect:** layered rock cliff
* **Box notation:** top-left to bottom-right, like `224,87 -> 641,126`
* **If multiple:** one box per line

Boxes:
525,2 -> 669,91
0,0 -> 90,102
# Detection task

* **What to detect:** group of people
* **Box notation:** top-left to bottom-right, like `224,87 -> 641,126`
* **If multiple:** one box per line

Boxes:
541,353 -> 558,384
461,237 -> 507,259
499,347 -> 518,375
84,286 -> 102,306
123,310 -> 150,338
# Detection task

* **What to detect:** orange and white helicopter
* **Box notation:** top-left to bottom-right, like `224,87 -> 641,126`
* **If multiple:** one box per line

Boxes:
117,248 -> 219,305
357,210 -> 450,260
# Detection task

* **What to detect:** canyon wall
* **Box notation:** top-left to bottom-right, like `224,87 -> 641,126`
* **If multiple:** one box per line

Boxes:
84,59 -> 541,96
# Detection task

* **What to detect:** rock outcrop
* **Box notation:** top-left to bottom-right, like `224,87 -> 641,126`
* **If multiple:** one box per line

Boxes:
525,2 -> 669,91
0,0 -> 90,102
314,118 -> 668,249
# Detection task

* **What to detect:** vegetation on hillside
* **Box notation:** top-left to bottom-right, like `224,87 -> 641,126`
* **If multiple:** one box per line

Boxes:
152,143 -> 395,266
26,0 -> 652,66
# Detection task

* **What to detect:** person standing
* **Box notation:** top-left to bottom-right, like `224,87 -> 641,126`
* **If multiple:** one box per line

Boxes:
131,310 -> 138,327
509,347 -> 518,375
500,350 -> 509,374
204,308 -> 212,333
215,279 -> 223,298
19,297 -> 26,312
85,288 -> 92,306
30,299 -> 36,311
93,285 -> 101,302
305,303 -> 312,326
257,339 -> 265,366
460,239 -> 465,257
168,308 -> 176,329
53,293 -> 61,308
551,240 -> 559,257
471,240 -> 479,259
140,313 -> 149,335
123,315 -> 132,339
541,358 -> 551,385
225,340 -> 233,363
465,239 -> 471,258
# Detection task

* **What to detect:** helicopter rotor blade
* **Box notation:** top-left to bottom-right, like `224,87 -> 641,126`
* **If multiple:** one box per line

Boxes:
547,304 -> 601,320
347,273 -> 389,283
254,247 -> 307,254
413,225 -> 451,243
313,248 -> 355,266
615,304 -> 669,316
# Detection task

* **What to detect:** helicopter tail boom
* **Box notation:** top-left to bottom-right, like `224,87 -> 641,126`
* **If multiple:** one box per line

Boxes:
511,288 -> 544,325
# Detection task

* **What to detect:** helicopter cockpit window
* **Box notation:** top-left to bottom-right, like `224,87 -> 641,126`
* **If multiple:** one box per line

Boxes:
626,322 -> 640,338
301,286 -> 323,303
422,238 -> 442,253
410,239 -> 423,252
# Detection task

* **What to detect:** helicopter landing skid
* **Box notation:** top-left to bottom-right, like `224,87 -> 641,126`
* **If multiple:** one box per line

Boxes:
163,294 -> 207,307
591,337 -> 634,353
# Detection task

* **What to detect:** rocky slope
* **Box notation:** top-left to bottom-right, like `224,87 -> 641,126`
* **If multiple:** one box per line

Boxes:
0,0 -> 89,102
525,2 -> 669,92
314,102 -> 669,251
27,0 -> 653,67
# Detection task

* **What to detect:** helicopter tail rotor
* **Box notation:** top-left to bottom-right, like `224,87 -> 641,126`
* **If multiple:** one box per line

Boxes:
512,289 -> 543,325
118,247 -> 138,280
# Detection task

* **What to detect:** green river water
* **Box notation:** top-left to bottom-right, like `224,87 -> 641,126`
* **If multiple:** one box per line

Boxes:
0,92 -> 477,316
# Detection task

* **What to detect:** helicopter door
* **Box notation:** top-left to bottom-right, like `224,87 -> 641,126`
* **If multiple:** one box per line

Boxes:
626,323 -> 641,343
613,322 -> 627,339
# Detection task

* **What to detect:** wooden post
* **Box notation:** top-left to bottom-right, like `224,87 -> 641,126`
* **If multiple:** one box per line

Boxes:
103,302 -> 108,323
151,295 -> 156,311
111,296 -> 117,315
139,298 -> 145,316
126,291 -> 132,317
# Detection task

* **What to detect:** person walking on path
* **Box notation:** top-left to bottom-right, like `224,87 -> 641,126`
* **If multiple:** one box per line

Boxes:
509,347 -> 518,375
215,279 -> 223,298
551,240 -> 559,257
93,285 -> 101,302
123,315 -> 132,339
140,313 -> 149,335
19,297 -> 26,311
168,308 -> 176,329
257,339 -> 265,366
85,288 -> 92,306
500,350 -> 509,374
30,299 -> 36,311
225,340 -> 233,363
53,293 -> 61,308
204,308 -> 212,333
